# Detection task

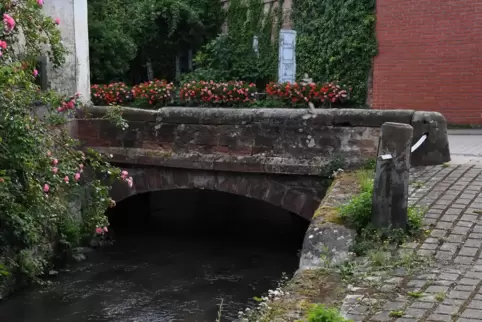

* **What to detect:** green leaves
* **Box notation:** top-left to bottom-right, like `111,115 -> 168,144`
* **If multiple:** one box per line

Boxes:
293,0 -> 377,105
190,0 -> 282,89
88,0 -> 224,83
306,305 -> 352,322
0,1 -> 125,285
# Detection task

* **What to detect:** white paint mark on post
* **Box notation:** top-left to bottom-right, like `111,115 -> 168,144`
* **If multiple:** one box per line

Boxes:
278,29 -> 296,84
378,134 -> 428,160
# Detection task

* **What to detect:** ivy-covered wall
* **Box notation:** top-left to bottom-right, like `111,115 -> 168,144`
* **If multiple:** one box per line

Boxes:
186,0 -> 283,89
292,0 -> 377,106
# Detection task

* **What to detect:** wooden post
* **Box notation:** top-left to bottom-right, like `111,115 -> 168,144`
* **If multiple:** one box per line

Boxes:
372,122 -> 414,230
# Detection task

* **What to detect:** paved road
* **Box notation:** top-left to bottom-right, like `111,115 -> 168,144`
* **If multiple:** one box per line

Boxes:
449,130 -> 482,165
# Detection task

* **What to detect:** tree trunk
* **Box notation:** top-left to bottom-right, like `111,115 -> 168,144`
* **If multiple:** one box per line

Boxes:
175,55 -> 181,82
146,58 -> 154,81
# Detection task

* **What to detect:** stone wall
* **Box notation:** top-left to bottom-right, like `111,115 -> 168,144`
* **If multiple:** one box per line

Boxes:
109,166 -> 330,220
73,106 -> 450,177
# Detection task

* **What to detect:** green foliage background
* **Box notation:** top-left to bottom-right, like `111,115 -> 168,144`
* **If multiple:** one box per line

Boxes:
292,0 -> 377,105
88,0 -> 378,103
88,0 -> 224,84
188,0 -> 283,89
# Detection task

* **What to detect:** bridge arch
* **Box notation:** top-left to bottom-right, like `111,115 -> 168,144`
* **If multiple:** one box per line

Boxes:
109,166 -> 325,221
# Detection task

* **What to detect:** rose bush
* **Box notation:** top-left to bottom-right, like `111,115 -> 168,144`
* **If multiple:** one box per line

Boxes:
0,0 -> 131,285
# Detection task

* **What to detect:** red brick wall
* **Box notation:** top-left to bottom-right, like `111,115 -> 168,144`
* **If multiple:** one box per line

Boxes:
372,0 -> 482,125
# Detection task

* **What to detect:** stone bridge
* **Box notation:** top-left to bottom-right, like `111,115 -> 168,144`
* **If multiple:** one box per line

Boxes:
71,106 -> 450,220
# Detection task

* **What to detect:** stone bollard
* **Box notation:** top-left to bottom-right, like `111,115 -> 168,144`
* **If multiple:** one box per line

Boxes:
372,122 -> 414,230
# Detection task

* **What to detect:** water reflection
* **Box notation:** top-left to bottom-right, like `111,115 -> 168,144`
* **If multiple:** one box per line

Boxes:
0,189 -> 308,322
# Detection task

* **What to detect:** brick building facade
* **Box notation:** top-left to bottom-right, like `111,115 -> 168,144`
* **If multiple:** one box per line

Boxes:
372,0 -> 482,125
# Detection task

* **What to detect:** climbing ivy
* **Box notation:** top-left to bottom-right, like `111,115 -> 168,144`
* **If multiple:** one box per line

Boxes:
187,0 -> 284,89
292,0 -> 377,106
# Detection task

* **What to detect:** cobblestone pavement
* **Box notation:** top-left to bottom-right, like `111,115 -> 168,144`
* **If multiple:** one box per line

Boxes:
342,164 -> 482,322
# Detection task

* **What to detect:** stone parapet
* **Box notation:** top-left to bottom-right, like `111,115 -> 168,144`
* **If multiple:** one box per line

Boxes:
75,106 -> 450,176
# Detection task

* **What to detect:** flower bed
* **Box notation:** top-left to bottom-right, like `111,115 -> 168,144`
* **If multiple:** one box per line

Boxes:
90,80 -> 352,108
266,82 -> 350,107
91,82 -> 134,106
179,80 -> 257,106
132,79 -> 174,107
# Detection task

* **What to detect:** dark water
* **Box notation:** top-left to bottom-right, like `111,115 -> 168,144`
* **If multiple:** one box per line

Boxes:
0,190 -> 309,322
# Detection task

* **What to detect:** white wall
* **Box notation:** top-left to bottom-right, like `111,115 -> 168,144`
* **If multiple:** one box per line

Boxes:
42,0 -> 90,102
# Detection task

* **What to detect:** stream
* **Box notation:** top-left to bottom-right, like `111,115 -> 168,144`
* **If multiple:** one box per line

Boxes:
0,189 -> 309,322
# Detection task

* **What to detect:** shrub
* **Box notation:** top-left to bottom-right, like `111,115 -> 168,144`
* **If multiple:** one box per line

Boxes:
306,305 -> 352,322
339,170 -> 423,234
179,80 -> 257,106
338,170 -> 424,255
0,1 -> 133,285
132,79 -> 174,108
91,82 -> 134,106
265,81 -> 350,107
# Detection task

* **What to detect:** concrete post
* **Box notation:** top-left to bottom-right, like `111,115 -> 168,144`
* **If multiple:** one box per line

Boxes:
42,0 -> 91,103
372,122 -> 413,230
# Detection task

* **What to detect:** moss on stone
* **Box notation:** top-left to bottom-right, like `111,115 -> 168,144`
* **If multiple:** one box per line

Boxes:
144,150 -> 173,158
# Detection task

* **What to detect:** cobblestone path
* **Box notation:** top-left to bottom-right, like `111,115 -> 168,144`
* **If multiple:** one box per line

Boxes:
343,164 -> 482,322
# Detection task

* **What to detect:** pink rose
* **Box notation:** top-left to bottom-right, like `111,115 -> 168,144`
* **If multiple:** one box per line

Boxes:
74,172 -> 81,181
0,40 -> 7,50
52,167 -> 58,174
52,158 -> 58,165
33,69 -> 38,77
37,0 -> 43,6
126,177 -> 133,188
43,184 -> 49,192
103,226 -> 108,233
95,227 -> 103,234
64,176 -> 69,183
3,14 -> 15,32
55,18 -> 60,25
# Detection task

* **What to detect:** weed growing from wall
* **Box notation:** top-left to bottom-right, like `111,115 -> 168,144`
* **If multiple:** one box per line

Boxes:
306,304 -> 352,322
338,170 -> 424,255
